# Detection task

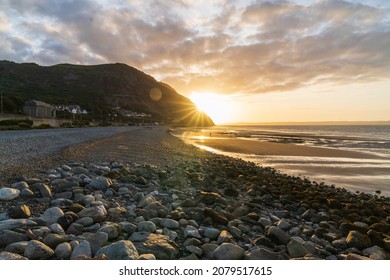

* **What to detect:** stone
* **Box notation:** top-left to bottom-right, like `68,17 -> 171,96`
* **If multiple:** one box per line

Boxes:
5,241 -> 28,255
43,233 -> 69,249
287,239 -> 309,258
184,225 -> 201,239
120,222 -> 138,235
57,213 -> 77,230
41,207 -> 64,225
88,177 -> 112,190
138,254 -> 156,260
98,223 -> 121,239
96,240 -> 139,260
204,208 -> 229,225
229,226 -> 242,239
0,188 -> 20,200
20,188 -> 34,198
362,246 -> 387,260
346,253 -> 371,260
201,243 -> 219,259
0,219 -> 28,231
132,233 -> 179,260
49,223 -> 65,235
217,230 -> 233,244
55,191 -> 73,199
267,226 -> 291,245
346,231 -> 371,250
0,251 -> 28,260
81,194 -> 95,205
332,238 -> 348,250
76,217 -> 94,227
213,243 -> 244,260
195,191 -> 226,205
370,222 -> 390,234
70,240 -> 92,260
162,219 -> 180,229
244,248 -> 287,260
11,181 -> 29,191
144,202 -> 169,217
276,220 -> 292,231
224,187 -> 239,197
0,229 -> 28,247
138,221 -> 156,233
82,232 -> 109,255
78,205 -> 107,223
204,227 -> 221,240
66,223 -> 84,235
138,195 -> 155,208
35,183 -> 52,198
186,245 -> 202,257
108,206 -> 126,215
24,240 -> 54,260
55,242 -> 72,259
8,205 -> 31,219
340,222 -> 368,235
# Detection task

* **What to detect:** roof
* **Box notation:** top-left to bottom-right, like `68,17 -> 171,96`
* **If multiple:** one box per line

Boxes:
25,100 -> 53,107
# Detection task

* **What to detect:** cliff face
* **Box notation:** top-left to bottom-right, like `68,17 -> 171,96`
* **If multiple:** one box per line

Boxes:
0,61 -> 214,126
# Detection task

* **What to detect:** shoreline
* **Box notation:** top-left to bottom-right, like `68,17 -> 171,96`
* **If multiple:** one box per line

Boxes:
1,126 -> 390,260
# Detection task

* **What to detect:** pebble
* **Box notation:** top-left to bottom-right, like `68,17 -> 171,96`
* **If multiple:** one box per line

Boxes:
24,240 -> 54,259
70,240 -> 92,260
184,225 -> 201,239
346,231 -> 372,250
41,207 -> 64,225
203,227 -> 221,240
96,240 -> 139,260
55,242 -> 72,259
213,243 -> 244,260
0,188 -> 20,200
138,221 -> 156,233
267,226 -> 291,245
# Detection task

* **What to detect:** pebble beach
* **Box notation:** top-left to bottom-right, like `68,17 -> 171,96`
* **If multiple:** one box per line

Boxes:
1,126 -> 390,260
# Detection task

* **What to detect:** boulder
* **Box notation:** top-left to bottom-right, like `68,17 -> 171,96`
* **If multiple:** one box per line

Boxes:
24,240 -> 54,260
78,205 -> 107,223
132,233 -> 179,260
96,240 -> 139,260
346,230 -> 371,250
213,243 -> 244,260
0,188 -> 20,200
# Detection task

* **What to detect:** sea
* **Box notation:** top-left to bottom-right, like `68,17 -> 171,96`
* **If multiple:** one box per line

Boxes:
176,125 -> 390,196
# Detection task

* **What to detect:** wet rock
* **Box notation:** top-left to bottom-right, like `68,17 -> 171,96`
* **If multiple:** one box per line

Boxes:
267,226 -> 291,245
96,240 -> 139,260
24,240 -> 54,259
132,233 -> 179,260
0,188 -> 20,200
346,231 -> 371,250
213,243 -> 244,260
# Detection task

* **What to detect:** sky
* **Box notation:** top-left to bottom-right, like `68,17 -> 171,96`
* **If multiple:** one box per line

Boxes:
1,0 -> 389,123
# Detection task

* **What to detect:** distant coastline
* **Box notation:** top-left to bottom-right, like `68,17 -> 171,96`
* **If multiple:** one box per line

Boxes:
221,121 -> 390,126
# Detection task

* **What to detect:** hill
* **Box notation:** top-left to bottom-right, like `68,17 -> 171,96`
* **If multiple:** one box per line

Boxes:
0,60 -> 214,126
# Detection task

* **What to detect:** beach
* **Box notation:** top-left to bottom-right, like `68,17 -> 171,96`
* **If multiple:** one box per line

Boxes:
1,126 -> 390,260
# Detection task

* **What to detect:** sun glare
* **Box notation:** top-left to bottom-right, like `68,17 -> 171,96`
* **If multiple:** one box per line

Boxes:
190,92 -> 238,124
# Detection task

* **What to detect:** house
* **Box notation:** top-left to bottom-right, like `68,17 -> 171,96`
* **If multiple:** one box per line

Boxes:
23,100 -> 56,118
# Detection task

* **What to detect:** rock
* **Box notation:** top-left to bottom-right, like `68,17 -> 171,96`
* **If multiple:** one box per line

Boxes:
346,253 -> 371,260
204,227 -> 221,240
57,213 -> 77,230
339,222 -> 368,235
287,239 -> 309,258
186,245 -> 203,257
244,248 -> 287,260
195,191 -> 226,205
370,222 -> 390,234
20,188 -> 34,198
217,230 -> 233,244
0,229 -> 28,247
162,219 -> 180,229
96,240 -> 139,260
201,243 -> 219,259
144,202 -> 169,217
8,205 -> 31,219
81,194 -> 95,205
55,242 -> 72,259
5,241 -> 28,255
132,233 -> 179,260
224,187 -> 239,197
36,183 -> 52,198
70,240 -> 92,260
362,246 -> 387,260
49,223 -> 66,235
0,188 -> 20,200
66,223 -> 84,235
98,223 -> 121,239
213,243 -> 244,260
204,208 -> 229,225
11,181 -> 29,191
184,225 -> 201,239
76,217 -> 94,227
138,221 -> 156,233
276,220 -> 291,231
88,177 -> 112,190
41,207 -> 64,225
78,205 -> 107,223
0,251 -> 28,260
24,240 -> 54,260
138,254 -> 156,260
120,222 -> 138,235
346,230 -> 371,250
332,238 -> 348,250
55,191 -> 73,199
43,233 -> 69,249
267,226 -> 291,245
0,219 -> 28,231
82,232 -> 109,255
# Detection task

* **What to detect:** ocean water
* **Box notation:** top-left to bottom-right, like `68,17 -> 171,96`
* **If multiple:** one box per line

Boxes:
177,125 -> 390,196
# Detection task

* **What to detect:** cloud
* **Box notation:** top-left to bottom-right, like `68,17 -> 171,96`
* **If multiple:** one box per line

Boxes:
1,0 -> 389,96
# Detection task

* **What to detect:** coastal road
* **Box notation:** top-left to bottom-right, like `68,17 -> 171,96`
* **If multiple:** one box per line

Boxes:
0,126 -> 141,181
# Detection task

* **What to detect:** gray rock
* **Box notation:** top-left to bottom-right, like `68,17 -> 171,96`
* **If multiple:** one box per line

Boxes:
201,243 -> 219,259
81,194 -> 95,205
162,219 -> 180,230
229,226 -> 242,238
129,232 -> 151,242
0,251 -> 28,260
362,246 -> 387,260
346,230 -> 371,250
49,223 -> 66,235
0,212 -> 10,221
43,233 -> 69,249
138,254 -> 156,260
41,207 -> 64,225
78,205 -> 107,223
96,240 -> 139,260
332,238 -> 348,249
213,243 -> 245,260
34,183 -> 53,198
70,240 -> 92,259
267,226 -> 291,245
0,188 -> 20,200
119,221 -> 138,235
88,177 -> 112,190
244,248 -> 287,260
0,229 -> 28,247
138,195 -> 155,208
82,232 -> 109,255
76,217 -> 94,227
20,188 -> 34,198
184,225 -> 201,239
186,245 -> 202,257
11,181 -> 29,191
132,233 -> 179,260
144,201 -> 169,217
5,241 -> 28,255
24,240 -> 54,259
287,239 -> 309,258
276,220 -> 292,231
55,242 -> 72,259
0,219 -> 28,231
66,223 -> 84,235
138,221 -> 156,233
98,223 -> 121,239
204,227 -> 221,240
55,191 -> 73,199
217,230 -> 233,244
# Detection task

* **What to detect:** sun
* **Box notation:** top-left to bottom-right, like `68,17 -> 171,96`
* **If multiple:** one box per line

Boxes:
190,92 -> 238,124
